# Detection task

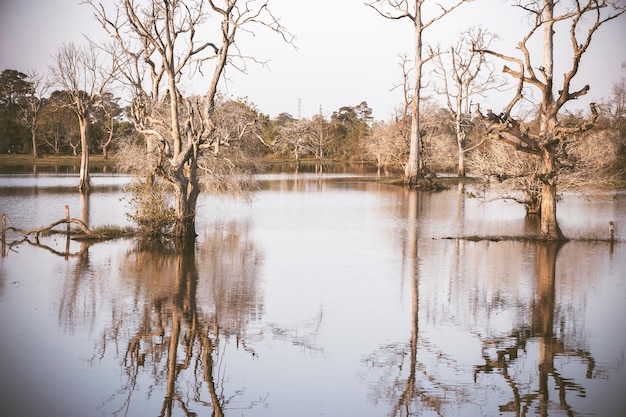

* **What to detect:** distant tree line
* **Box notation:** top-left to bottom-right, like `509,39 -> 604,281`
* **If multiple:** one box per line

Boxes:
2,66 -> 624,183
0,69 -> 133,157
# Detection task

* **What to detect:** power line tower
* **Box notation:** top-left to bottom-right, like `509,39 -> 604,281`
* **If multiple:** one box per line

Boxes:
298,98 -> 301,119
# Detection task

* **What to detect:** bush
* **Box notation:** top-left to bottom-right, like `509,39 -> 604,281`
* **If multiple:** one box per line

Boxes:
124,178 -> 175,236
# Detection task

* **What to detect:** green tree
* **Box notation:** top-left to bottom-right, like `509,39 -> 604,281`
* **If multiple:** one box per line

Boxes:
18,70 -> 49,158
0,69 -> 31,153
38,90 -> 80,155
91,92 -> 123,159
329,101 -> 372,158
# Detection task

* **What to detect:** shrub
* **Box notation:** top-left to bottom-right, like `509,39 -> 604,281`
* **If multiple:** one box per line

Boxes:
123,178 -> 175,236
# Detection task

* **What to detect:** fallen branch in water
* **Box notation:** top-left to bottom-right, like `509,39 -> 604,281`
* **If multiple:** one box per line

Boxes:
7,217 -> 93,239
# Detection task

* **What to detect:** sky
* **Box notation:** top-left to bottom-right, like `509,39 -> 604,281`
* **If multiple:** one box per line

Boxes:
1,0 -> 625,120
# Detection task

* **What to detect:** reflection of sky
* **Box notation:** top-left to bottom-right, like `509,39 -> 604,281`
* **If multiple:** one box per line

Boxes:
1,173 -> 625,416
0,174 -> 133,229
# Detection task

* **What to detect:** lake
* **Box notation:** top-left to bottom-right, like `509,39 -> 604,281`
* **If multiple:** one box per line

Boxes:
0,166 -> 625,417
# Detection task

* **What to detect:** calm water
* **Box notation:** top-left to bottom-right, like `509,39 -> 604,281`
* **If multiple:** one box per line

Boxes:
0,167 -> 625,417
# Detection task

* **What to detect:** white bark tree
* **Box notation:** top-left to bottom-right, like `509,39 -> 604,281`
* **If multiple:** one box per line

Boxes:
366,0 -> 474,186
87,0 -> 292,238
49,42 -> 117,193
476,0 -> 625,240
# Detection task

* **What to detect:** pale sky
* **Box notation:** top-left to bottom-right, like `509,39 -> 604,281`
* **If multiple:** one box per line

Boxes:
1,0 -> 625,120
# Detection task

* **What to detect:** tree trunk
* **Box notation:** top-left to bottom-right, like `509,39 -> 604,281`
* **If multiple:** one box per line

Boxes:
537,2 -> 563,241
404,2 -> 423,186
539,148 -> 564,240
456,130 -> 466,177
170,161 -> 200,238
31,128 -> 39,158
78,114 -> 90,193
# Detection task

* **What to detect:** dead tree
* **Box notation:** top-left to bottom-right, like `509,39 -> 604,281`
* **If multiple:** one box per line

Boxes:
86,0 -> 293,238
475,0 -> 625,240
49,42 -> 117,193
18,70 -> 49,159
431,27 -> 505,177
366,0 -> 474,186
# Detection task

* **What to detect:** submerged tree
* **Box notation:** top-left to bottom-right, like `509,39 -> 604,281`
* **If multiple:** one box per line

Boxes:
367,0 -> 474,186
87,0 -> 293,238
476,0 -> 625,240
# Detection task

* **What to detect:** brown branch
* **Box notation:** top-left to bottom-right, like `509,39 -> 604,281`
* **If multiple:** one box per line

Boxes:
7,218 -> 93,239
555,102 -> 599,136
475,103 -> 541,156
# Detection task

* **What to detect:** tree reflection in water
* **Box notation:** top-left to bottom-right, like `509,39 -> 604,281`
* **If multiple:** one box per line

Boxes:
474,242 -> 596,416
363,190 -> 603,417
75,221 -> 263,416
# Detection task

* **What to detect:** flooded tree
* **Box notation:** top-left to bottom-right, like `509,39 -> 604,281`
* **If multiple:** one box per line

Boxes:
86,0 -> 293,238
366,0 -> 474,186
475,0 -> 626,240
49,42 -> 117,193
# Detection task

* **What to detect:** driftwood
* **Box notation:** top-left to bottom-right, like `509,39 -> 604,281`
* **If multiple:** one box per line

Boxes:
1,207 -> 135,258
2,206 -> 93,240
6,217 -> 93,239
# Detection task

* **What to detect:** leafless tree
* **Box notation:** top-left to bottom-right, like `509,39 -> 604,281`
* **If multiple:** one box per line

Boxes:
364,119 -> 410,174
390,53 -> 414,123
431,27 -> 505,176
366,0 -> 475,186
272,118 -> 317,168
18,70 -> 49,158
468,138 -> 544,214
475,0 -> 625,240
92,92 -> 123,159
86,0 -> 293,238
49,42 -> 117,193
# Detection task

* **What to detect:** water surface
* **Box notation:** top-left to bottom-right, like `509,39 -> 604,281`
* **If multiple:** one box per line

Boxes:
0,170 -> 624,417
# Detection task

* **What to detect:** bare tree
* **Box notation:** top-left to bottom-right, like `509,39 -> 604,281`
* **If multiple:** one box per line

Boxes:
468,138 -> 544,214
476,0 -> 625,240
49,42 -> 117,193
92,92 -> 123,159
366,0 -> 474,186
364,119 -> 410,174
18,70 -> 49,158
86,0 -> 293,238
272,118 -> 317,168
431,27 -> 504,176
